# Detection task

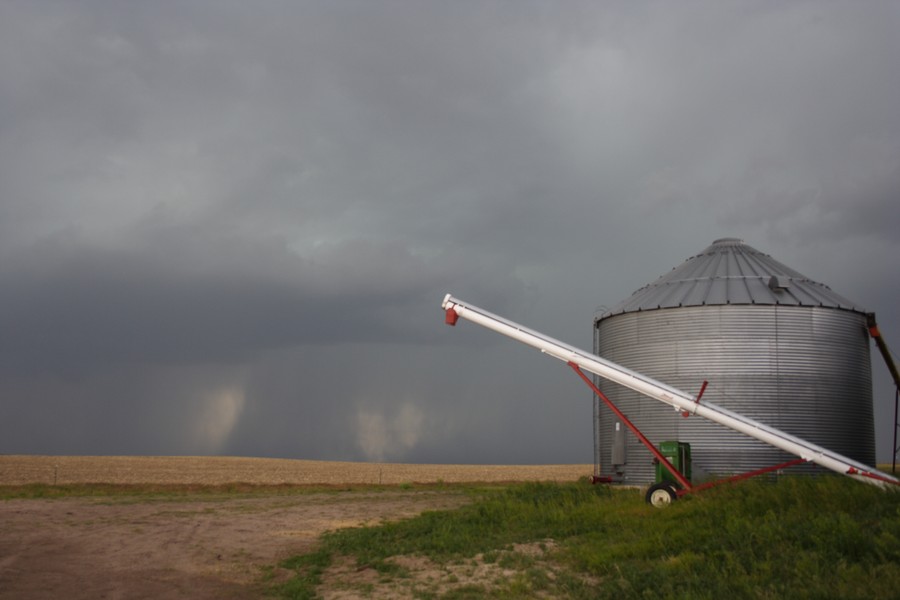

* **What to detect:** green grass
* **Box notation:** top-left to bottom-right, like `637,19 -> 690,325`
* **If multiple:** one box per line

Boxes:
0,481 -> 466,501
0,483 -> 333,501
273,477 -> 900,599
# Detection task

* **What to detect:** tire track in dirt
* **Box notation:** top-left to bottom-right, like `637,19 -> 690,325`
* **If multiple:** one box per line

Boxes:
0,457 -> 590,598
0,491 -> 471,599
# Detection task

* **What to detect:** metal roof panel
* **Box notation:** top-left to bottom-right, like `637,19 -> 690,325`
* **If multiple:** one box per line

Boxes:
598,238 -> 867,319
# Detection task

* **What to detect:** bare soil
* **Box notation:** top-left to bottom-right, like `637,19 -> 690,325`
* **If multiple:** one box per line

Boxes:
0,456 -> 591,599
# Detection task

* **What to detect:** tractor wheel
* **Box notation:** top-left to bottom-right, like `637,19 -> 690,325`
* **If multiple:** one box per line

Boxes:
646,482 -> 678,508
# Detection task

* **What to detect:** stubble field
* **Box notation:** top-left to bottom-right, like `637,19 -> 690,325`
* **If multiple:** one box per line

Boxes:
0,455 -> 591,487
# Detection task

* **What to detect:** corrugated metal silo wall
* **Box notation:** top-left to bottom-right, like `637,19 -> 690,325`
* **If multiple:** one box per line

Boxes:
593,305 -> 875,485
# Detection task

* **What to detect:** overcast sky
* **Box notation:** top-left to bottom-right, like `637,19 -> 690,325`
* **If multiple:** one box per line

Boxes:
1,1 -> 898,465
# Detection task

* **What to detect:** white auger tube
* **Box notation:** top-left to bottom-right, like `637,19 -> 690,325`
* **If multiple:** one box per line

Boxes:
442,294 -> 899,488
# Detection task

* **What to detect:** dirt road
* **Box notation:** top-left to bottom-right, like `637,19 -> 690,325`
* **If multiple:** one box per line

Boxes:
0,489 -> 470,599
0,457 -> 591,598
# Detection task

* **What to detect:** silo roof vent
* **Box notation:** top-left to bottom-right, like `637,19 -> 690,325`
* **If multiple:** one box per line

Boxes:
598,238 -> 866,319
768,275 -> 791,292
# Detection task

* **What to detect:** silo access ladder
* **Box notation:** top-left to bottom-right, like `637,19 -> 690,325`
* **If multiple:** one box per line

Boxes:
441,294 -> 899,506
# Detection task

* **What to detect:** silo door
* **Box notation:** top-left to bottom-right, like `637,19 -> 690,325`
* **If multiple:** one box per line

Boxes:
611,422 -> 626,466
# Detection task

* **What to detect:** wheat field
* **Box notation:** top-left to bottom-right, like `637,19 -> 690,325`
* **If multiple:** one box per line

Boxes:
0,455 -> 592,486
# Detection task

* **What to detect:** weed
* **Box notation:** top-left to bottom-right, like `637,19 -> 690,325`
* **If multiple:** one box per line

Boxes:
439,583 -> 488,599
276,550 -> 332,600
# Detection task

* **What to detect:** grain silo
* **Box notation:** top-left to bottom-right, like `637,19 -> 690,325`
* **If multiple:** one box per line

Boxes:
593,238 -> 876,484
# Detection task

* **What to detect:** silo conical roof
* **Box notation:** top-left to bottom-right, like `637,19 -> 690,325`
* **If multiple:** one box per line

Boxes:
599,238 -> 866,319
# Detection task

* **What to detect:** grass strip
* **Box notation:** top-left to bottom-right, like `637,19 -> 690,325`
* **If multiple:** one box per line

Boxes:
275,476 -> 900,599
0,481 -> 484,501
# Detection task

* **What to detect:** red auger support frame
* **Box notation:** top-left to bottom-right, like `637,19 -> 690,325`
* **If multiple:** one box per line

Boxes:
440,293 -> 900,502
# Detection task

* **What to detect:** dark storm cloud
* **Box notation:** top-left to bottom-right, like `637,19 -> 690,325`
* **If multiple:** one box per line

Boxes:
1,2 -> 898,463
0,221 -> 527,375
